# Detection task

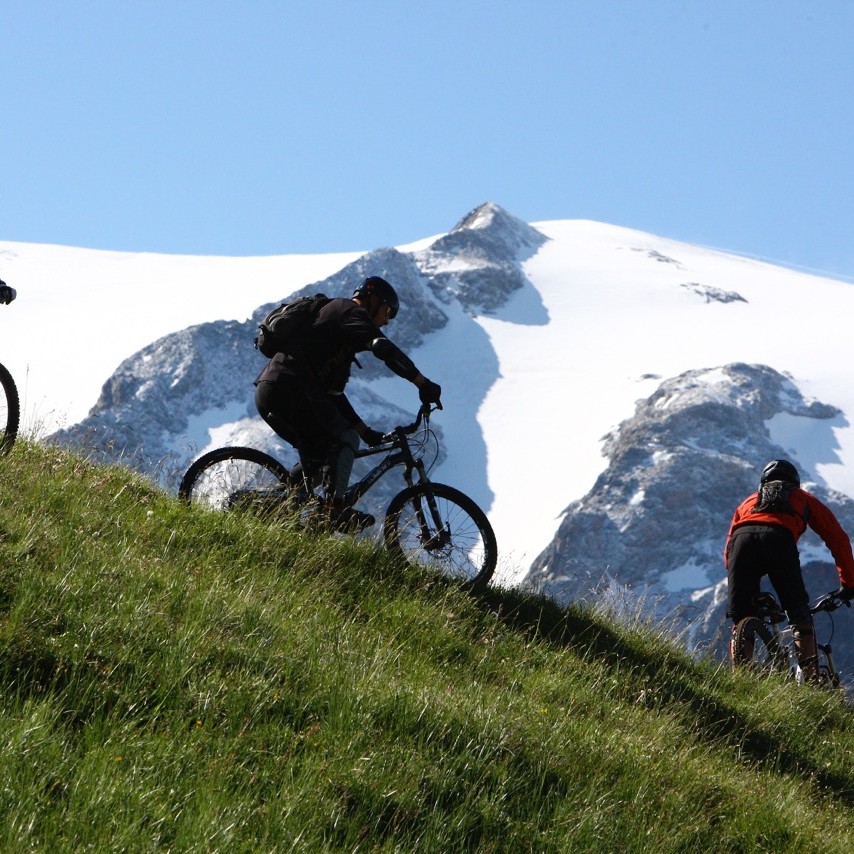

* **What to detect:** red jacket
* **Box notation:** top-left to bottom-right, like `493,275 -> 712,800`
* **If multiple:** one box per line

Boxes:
724,487 -> 854,588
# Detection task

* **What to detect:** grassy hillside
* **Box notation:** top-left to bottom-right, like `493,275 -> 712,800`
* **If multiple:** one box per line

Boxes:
1,441 -> 853,852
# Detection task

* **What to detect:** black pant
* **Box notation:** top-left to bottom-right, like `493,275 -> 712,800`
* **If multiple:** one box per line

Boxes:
726,524 -> 811,624
255,376 -> 359,498
255,376 -> 351,454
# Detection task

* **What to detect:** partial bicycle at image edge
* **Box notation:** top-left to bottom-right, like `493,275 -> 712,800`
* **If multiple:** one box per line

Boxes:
0,280 -> 20,452
178,404 -> 498,590
732,589 -> 852,690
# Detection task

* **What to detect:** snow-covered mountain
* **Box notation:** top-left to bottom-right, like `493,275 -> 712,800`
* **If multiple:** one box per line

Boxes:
4,202 -> 854,678
524,362 -> 854,669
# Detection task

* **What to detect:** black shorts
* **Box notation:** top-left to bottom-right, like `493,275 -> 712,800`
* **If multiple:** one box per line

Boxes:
726,524 -> 810,623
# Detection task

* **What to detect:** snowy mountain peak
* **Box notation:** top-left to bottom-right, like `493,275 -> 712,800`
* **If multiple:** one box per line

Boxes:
413,202 -> 547,313
446,201 -> 549,256
644,363 -> 839,425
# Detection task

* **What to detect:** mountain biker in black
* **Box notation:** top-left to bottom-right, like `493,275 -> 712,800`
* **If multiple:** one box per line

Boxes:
0,280 -> 16,305
725,459 -> 854,681
254,276 -> 442,531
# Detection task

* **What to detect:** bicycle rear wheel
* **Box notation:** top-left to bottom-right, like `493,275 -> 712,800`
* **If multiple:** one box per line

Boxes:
0,362 -> 20,453
383,482 -> 497,589
179,447 -> 294,515
732,616 -> 790,674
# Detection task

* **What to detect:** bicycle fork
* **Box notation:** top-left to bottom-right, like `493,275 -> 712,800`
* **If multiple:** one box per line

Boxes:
403,461 -> 450,552
817,642 -> 840,688
770,623 -> 801,679
412,488 -> 451,552
787,640 -> 838,686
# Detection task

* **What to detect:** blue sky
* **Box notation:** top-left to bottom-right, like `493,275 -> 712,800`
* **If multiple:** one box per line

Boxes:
3,1 -> 854,280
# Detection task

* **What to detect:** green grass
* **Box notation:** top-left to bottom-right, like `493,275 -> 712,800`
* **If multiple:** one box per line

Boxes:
1,440 -> 853,852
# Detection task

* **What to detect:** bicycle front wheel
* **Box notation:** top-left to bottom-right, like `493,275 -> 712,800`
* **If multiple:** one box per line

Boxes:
383,483 -> 497,589
179,447 -> 294,514
0,362 -> 20,453
732,617 -> 790,674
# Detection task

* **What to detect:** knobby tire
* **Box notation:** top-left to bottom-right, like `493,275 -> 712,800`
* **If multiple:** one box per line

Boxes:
383,482 -> 497,589
179,446 -> 293,514
732,616 -> 790,674
0,361 -> 20,453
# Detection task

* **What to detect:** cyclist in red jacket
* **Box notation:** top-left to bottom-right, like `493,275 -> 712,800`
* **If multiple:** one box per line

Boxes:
724,459 -> 854,681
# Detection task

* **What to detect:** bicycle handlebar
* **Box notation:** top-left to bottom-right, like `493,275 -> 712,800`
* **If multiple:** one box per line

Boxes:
386,403 -> 436,440
811,590 -> 853,614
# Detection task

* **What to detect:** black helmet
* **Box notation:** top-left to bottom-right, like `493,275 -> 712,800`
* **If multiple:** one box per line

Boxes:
353,276 -> 399,319
760,459 -> 800,486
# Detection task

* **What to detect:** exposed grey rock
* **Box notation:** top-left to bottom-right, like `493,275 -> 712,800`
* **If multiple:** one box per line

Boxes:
680,282 -> 747,304
54,319 -> 261,480
632,248 -> 682,266
415,201 -> 548,314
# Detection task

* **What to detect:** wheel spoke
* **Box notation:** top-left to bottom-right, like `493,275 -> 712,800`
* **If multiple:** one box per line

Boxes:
384,484 -> 496,588
180,448 -> 292,514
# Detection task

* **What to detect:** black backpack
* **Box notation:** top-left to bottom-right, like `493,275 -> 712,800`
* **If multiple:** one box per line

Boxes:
751,479 -> 806,519
254,293 -> 329,358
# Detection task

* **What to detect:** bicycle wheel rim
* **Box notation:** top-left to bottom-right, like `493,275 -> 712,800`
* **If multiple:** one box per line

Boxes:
0,362 -> 20,453
383,483 -> 497,589
180,447 -> 292,513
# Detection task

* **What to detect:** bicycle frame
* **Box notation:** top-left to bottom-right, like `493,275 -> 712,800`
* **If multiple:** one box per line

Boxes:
289,405 -> 440,524
751,593 -> 800,679
345,425 -> 430,506
345,407 -> 453,552
292,407 -> 433,503
751,591 -> 844,687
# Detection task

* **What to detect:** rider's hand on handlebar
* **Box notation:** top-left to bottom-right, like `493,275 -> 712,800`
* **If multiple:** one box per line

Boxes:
837,586 -> 854,604
362,427 -> 386,447
418,378 -> 442,409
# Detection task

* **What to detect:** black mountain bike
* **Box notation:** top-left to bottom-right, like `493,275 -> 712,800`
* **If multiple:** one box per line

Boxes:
179,404 -> 498,589
0,282 -> 20,452
732,589 -> 851,688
